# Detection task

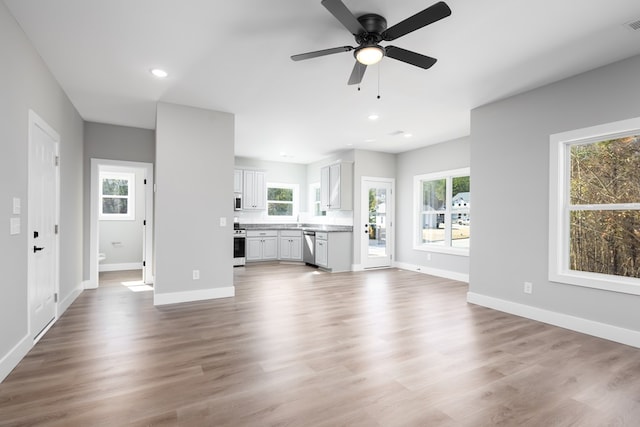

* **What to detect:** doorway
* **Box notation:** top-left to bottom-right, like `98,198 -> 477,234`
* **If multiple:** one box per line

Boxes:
89,159 -> 153,289
361,177 -> 394,269
28,110 -> 60,340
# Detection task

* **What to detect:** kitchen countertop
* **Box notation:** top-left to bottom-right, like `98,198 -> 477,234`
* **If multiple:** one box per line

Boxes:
242,223 -> 353,232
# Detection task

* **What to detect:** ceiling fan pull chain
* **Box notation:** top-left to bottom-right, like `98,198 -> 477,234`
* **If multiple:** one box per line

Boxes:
377,62 -> 381,99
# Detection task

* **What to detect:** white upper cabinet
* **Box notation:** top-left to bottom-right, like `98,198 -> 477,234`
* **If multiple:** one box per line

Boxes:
320,162 -> 353,211
233,169 -> 243,194
243,170 -> 266,210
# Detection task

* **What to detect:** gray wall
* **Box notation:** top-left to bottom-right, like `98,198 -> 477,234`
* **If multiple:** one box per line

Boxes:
395,137 -> 471,275
155,103 -> 234,298
98,167 -> 145,267
470,54 -> 640,331
83,122 -> 155,278
0,2 -> 83,371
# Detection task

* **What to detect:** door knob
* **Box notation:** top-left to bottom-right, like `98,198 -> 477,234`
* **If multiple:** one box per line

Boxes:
33,246 -> 45,253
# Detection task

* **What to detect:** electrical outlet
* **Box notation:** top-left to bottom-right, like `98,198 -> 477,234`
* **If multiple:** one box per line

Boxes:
524,281 -> 533,294
192,270 -> 200,280
426,253 -> 431,261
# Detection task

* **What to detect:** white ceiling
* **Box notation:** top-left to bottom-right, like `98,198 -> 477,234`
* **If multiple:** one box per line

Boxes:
5,0 -> 640,164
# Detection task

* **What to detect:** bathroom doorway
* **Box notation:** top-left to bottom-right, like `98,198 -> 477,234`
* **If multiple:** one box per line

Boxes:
89,159 -> 154,289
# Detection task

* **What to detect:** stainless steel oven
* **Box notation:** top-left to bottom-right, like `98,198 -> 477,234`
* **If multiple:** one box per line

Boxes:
233,226 -> 246,266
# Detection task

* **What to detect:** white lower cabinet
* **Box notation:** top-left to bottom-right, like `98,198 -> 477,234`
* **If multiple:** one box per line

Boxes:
315,232 -> 328,267
315,231 -> 352,272
279,230 -> 302,261
246,230 -> 278,261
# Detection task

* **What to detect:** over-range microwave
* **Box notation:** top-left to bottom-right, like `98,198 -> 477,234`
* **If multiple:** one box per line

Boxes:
234,193 -> 242,210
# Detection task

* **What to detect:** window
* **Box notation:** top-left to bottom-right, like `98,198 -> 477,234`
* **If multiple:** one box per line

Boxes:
267,183 -> 298,217
550,116 -> 640,295
309,183 -> 324,216
414,168 -> 470,254
100,172 -> 135,220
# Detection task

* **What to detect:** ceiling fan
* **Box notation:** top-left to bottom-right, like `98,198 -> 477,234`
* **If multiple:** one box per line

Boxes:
291,0 -> 452,85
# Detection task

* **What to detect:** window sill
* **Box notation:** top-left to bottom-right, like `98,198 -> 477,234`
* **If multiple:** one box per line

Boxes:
549,270 -> 640,296
99,216 -> 135,221
413,245 -> 469,257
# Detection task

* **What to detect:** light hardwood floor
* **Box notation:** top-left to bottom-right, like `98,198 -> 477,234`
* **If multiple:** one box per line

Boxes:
1,264 -> 639,426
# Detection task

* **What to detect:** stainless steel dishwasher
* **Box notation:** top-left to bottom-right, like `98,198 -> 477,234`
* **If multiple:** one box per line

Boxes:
303,230 -> 316,266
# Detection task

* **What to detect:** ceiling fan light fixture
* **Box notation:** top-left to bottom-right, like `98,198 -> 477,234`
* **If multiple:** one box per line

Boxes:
355,45 -> 384,65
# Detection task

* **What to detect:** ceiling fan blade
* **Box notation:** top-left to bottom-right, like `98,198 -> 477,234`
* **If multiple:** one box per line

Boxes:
321,0 -> 366,35
348,61 -> 367,85
382,1 -> 451,41
291,46 -> 353,61
385,46 -> 437,69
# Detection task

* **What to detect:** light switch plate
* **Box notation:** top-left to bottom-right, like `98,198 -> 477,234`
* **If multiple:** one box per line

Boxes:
13,197 -> 21,215
10,217 -> 20,235
219,217 -> 227,227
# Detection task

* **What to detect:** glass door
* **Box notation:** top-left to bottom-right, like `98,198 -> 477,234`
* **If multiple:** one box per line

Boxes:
361,178 -> 394,269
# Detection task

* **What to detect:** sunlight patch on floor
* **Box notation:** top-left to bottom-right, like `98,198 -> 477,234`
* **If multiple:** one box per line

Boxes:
120,280 -> 153,292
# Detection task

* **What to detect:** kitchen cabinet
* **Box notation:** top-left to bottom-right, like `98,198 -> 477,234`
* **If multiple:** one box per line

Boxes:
279,230 -> 302,261
320,162 -> 353,211
243,170 -> 266,210
315,232 -> 328,267
314,231 -> 352,272
233,169 -> 243,194
246,230 -> 277,261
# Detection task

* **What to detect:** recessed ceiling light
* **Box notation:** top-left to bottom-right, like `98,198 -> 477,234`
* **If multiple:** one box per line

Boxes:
404,133 -> 413,138
346,143 -> 354,147
150,68 -> 168,78
364,138 -> 376,143
368,114 -> 379,121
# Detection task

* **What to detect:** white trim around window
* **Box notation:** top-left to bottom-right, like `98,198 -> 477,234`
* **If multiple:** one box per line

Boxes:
549,116 -> 640,296
413,167 -> 470,256
266,182 -> 299,218
99,171 -> 135,221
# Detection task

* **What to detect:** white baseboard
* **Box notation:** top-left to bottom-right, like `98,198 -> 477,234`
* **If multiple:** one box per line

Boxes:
59,284 -> 83,313
393,261 -> 469,283
99,262 -> 143,272
83,279 -> 97,290
0,334 -> 31,383
154,286 -> 235,306
467,292 -> 640,349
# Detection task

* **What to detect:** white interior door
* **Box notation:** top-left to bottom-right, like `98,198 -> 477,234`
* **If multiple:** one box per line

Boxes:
28,111 -> 59,339
361,178 -> 394,269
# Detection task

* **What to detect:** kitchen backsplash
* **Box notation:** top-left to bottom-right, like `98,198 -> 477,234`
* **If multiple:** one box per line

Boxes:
237,209 -> 353,225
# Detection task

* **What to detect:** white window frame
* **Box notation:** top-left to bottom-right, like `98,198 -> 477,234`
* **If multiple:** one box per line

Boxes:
266,182 -> 299,218
549,116 -> 640,296
99,171 -> 135,221
413,167 -> 470,256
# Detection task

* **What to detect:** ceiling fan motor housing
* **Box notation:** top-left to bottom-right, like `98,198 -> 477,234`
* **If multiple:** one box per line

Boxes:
355,13 -> 386,44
